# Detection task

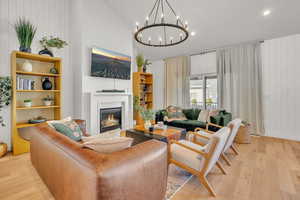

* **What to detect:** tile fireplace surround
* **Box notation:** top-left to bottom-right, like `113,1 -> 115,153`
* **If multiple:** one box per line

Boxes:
89,92 -> 133,135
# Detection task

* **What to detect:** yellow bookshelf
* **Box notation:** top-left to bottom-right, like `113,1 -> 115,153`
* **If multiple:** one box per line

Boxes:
11,51 -> 62,155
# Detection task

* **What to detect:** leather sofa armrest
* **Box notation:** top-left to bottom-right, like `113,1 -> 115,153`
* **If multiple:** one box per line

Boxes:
95,140 -> 168,200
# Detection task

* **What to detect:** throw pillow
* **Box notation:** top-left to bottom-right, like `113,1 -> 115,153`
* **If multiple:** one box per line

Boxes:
52,120 -> 83,142
198,110 -> 210,122
82,128 -> 121,143
47,116 -> 72,129
165,105 -> 187,121
83,137 -> 133,153
208,109 -> 220,123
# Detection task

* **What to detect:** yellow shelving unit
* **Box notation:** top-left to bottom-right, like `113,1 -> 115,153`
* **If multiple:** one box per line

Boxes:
132,72 -> 153,125
11,51 -> 62,155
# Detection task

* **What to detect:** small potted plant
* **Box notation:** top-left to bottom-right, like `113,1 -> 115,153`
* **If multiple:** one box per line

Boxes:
39,36 -> 68,57
136,54 -> 144,72
140,108 -> 155,130
14,17 -> 37,53
23,99 -> 32,107
42,95 -> 53,106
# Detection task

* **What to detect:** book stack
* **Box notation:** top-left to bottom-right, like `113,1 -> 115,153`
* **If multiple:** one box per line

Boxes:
17,76 -> 35,90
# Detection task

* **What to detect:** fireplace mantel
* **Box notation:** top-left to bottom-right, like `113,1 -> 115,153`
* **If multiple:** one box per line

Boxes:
89,92 -> 133,135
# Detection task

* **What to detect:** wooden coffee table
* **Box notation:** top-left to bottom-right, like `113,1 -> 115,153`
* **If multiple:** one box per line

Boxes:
126,125 -> 186,145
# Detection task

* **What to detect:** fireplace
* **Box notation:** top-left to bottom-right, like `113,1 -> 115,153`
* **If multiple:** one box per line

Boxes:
100,107 -> 122,133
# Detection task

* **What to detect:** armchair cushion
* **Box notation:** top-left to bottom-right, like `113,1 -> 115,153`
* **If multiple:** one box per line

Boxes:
170,140 -> 208,171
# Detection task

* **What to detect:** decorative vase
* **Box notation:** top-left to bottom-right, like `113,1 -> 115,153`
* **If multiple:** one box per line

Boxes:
144,120 -> 152,130
19,46 -> 31,53
143,65 -> 147,73
138,66 -> 143,72
39,48 -> 53,57
24,101 -> 32,107
22,60 -> 33,72
42,77 -> 53,90
43,100 -> 52,106
0,142 -> 8,158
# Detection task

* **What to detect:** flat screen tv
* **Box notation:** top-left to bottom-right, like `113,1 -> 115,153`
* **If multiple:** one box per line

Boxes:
91,47 -> 131,80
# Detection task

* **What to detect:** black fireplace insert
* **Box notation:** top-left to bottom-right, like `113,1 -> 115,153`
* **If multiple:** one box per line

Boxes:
100,107 -> 122,133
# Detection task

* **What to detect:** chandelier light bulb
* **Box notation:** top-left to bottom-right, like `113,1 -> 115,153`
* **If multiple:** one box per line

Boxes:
179,33 -> 183,40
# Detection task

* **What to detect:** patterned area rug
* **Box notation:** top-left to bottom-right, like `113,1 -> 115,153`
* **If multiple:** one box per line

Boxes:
165,165 -> 193,200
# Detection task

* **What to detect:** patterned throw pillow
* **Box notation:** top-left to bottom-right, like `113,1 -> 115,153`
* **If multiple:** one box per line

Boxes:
52,120 -> 83,142
165,105 -> 187,121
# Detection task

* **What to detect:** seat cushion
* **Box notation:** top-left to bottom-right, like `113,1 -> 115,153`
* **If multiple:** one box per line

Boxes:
171,140 -> 207,171
166,120 -> 206,131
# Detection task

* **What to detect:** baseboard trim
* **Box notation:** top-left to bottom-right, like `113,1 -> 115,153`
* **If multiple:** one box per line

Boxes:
255,135 -> 300,143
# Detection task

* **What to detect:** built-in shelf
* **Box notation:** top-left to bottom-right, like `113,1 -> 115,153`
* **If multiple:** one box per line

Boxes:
16,71 -> 61,77
16,90 -> 60,92
16,105 -> 60,110
14,51 -> 61,63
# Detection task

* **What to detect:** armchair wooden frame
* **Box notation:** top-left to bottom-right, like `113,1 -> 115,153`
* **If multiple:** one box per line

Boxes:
168,137 -> 227,197
194,122 -> 239,166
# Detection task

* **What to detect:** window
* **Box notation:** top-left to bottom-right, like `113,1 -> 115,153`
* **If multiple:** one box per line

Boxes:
190,75 -> 218,109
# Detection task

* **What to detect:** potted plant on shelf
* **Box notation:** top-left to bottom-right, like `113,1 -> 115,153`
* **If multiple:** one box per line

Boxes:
140,108 -> 155,130
39,36 -> 68,57
0,77 -> 12,127
14,17 -> 37,53
23,99 -> 32,107
42,95 -> 53,106
136,54 -> 144,72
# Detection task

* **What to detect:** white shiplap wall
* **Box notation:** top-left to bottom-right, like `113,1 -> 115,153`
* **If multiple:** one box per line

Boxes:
262,34 -> 300,141
0,0 -> 73,150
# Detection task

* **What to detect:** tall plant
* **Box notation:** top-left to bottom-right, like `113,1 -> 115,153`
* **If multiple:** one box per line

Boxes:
0,77 -> 12,127
14,17 -> 37,52
136,54 -> 144,72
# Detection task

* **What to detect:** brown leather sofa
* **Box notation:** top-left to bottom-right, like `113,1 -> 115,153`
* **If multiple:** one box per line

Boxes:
30,120 -> 168,200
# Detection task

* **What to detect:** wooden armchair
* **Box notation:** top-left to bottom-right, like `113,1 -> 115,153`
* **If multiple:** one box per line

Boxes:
192,119 -> 242,166
169,127 -> 231,197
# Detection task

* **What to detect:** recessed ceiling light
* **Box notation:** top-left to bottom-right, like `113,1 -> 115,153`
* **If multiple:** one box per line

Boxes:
191,31 -> 196,36
263,9 -> 271,16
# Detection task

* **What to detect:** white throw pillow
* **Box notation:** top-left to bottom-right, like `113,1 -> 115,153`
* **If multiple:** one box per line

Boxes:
198,110 -> 209,122
47,117 -> 72,129
83,136 -> 133,153
81,128 -> 121,142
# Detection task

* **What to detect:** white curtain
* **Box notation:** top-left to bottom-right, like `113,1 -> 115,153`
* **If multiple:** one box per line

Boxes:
164,56 -> 190,108
217,43 -> 264,135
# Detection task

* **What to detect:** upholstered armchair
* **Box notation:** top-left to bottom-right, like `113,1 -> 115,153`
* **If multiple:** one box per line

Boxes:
194,119 -> 242,166
168,127 -> 231,197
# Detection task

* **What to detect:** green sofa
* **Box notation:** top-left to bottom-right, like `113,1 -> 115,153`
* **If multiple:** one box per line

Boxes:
155,108 -> 232,132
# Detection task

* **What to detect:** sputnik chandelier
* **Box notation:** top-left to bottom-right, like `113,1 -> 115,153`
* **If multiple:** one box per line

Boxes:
134,0 -> 190,47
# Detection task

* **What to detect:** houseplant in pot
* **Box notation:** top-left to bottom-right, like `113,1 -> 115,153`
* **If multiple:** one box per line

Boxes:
42,95 -> 53,106
23,99 -> 32,107
136,54 -> 144,72
39,36 -> 68,57
140,108 -> 155,130
14,17 -> 37,53
0,77 -> 12,127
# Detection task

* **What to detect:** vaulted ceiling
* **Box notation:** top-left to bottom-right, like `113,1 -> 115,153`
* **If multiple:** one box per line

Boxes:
106,0 -> 300,60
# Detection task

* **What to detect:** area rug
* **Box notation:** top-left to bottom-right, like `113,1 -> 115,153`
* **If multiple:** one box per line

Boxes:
165,165 -> 193,200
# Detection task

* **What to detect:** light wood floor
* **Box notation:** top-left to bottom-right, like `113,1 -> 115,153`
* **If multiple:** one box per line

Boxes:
0,137 -> 299,200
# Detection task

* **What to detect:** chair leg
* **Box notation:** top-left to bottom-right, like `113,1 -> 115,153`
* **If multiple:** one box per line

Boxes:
216,161 -> 227,175
198,175 -> 217,197
231,144 -> 239,155
221,153 -> 231,166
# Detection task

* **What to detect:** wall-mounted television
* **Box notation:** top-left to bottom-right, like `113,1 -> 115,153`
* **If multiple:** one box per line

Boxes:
91,47 -> 131,80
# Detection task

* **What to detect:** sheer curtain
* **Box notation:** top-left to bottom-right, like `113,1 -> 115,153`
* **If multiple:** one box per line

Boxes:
217,43 -> 264,135
164,56 -> 190,108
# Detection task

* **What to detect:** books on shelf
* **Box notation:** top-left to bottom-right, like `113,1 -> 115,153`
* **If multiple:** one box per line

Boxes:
17,76 -> 35,90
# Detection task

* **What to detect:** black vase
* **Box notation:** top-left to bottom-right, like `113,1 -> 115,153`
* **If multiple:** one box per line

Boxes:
39,48 -> 53,57
42,78 -> 52,90
19,46 -> 31,53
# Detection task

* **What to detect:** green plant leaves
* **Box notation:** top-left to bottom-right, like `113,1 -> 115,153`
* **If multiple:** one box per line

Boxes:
14,17 -> 37,49
0,77 -> 12,127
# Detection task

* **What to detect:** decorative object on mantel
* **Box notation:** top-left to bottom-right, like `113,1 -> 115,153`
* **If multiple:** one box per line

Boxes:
0,142 -> 8,158
0,77 -> 12,127
98,89 -> 126,93
21,60 -> 33,72
23,99 -> 32,107
143,59 -> 152,73
42,95 -> 53,106
134,0 -> 191,47
140,108 -> 155,130
28,116 -> 47,124
136,54 -> 144,72
14,17 -> 37,53
41,77 -> 53,90
39,36 -> 68,57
